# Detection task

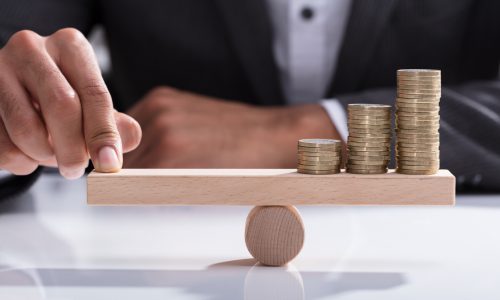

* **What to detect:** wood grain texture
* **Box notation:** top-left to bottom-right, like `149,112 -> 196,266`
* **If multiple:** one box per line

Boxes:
87,169 -> 455,205
245,206 -> 304,266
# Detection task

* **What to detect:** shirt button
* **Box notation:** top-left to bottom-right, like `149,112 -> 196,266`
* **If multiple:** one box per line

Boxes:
300,6 -> 314,21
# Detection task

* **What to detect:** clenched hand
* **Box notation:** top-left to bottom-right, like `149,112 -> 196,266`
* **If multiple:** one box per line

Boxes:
124,87 -> 339,168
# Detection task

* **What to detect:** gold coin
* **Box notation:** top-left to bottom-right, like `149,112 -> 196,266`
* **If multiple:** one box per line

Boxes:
297,169 -> 340,175
298,155 -> 341,161
348,150 -> 390,156
298,157 -> 341,163
398,88 -> 441,95
397,118 -> 440,124
348,123 -> 392,129
348,137 -> 391,143
348,115 -> 391,121
396,106 -> 440,113
396,117 -> 440,124
397,125 -> 440,132
397,83 -> 441,90
298,163 -> 341,169
396,168 -> 438,175
348,155 -> 390,161
396,98 -> 440,105
348,132 -> 392,138
348,104 -> 392,110
396,93 -> 440,100
298,157 -> 341,164
348,118 -> 391,124
298,139 -> 342,148
396,111 -> 440,118
397,69 -> 441,76
348,140 -> 391,147
346,164 -> 389,170
397,165 -> 440,171
298,155 -> 342,161
349,128 -> 392,135
396,102 -> 439,109
397,151 -> 439,157
397,141 -> 440,147
347,110 -> 391,118
396,115 -> 440,121
397,132 -> 439,139
349,146 -> 390,152
396,105 -> 440,112
397,80 -> 441,86
397,122 -> 440,129
397,158 -> 439,165
348,160 -> 389,166
397,139 -> 439,145
396,147 -> 439,153
396,142 -> 440,148
396,128 -> 439,135
346,168 -> 388,174
298,147 -> 341,153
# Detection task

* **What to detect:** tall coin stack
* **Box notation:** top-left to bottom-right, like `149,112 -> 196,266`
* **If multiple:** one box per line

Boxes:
346,104 -> 392,174
297,139 -> 342,175
396,69 -> 440,175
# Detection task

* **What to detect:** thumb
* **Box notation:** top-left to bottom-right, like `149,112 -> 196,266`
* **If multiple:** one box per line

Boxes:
115,111 -> 142,153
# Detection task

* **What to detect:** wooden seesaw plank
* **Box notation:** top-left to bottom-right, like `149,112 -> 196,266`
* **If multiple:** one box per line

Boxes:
87,169 -> 455,206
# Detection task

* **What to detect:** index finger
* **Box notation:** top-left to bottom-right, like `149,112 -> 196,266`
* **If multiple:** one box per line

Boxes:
46,28 -> 122,172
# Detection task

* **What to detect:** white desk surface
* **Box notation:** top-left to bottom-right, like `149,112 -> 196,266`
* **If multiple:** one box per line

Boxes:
0,173 -> 499,300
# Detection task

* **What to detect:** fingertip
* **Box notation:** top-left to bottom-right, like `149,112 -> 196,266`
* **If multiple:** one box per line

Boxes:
59,167 -> 85,180
93,145 -> 122,173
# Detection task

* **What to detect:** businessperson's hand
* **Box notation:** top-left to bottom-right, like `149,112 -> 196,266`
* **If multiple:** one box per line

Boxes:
0,28 -> 142,178
124,87 -> 340,168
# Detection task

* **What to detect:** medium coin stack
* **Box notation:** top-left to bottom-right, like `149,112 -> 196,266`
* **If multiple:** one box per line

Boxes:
297,139 -> 342,175
346,104 -> 392,174
396,69 -> 440,175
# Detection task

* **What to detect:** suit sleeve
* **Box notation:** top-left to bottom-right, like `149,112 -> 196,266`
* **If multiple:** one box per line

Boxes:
0,0 -> 96,47
335,80 -> 500,191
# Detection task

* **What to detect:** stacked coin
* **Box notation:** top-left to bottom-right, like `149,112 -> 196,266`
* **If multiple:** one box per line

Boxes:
396,69 -> 440,175
297,139 -> 342,174
346,104 -> 392,174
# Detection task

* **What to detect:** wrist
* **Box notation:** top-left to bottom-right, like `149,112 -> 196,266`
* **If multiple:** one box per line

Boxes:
261,104 -> 342,168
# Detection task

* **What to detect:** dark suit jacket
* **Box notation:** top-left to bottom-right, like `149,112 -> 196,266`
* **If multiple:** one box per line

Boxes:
1,0 -> 500,191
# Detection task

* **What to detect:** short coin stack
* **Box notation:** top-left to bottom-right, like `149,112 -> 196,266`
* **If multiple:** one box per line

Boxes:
297,139 -> 342,174
346,104 -> 392,174
396,69 -> 440,175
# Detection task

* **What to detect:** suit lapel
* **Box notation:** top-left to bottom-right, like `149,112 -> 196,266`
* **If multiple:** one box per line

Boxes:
328,0 -> 398,96
214,0 -> 285,105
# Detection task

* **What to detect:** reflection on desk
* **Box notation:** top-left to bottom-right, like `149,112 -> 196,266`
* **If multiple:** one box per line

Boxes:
0,174 -> 499,299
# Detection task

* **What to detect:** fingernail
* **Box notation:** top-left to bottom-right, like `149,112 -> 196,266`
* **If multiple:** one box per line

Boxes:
97,146 -> 121,172
61,168 -> 85,180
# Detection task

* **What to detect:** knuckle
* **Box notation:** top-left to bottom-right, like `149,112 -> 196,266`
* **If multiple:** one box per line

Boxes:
150,86 -> 171,97
9,115 -> 38,140
80,81 -> 111,101
159,130 -> 184,151
0,144 -> 37,175
0,89 -> 20,119
0,142 -> 19,166
52,28 -> 87,45
49,86 -> 79,115
143,97 -> 161,112
87,126 -> 120,147
7,30 -> 40,49
152,114 -> 170,131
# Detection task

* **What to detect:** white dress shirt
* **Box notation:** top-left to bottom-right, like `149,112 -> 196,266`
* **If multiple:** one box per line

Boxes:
266,0 -> 351,140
